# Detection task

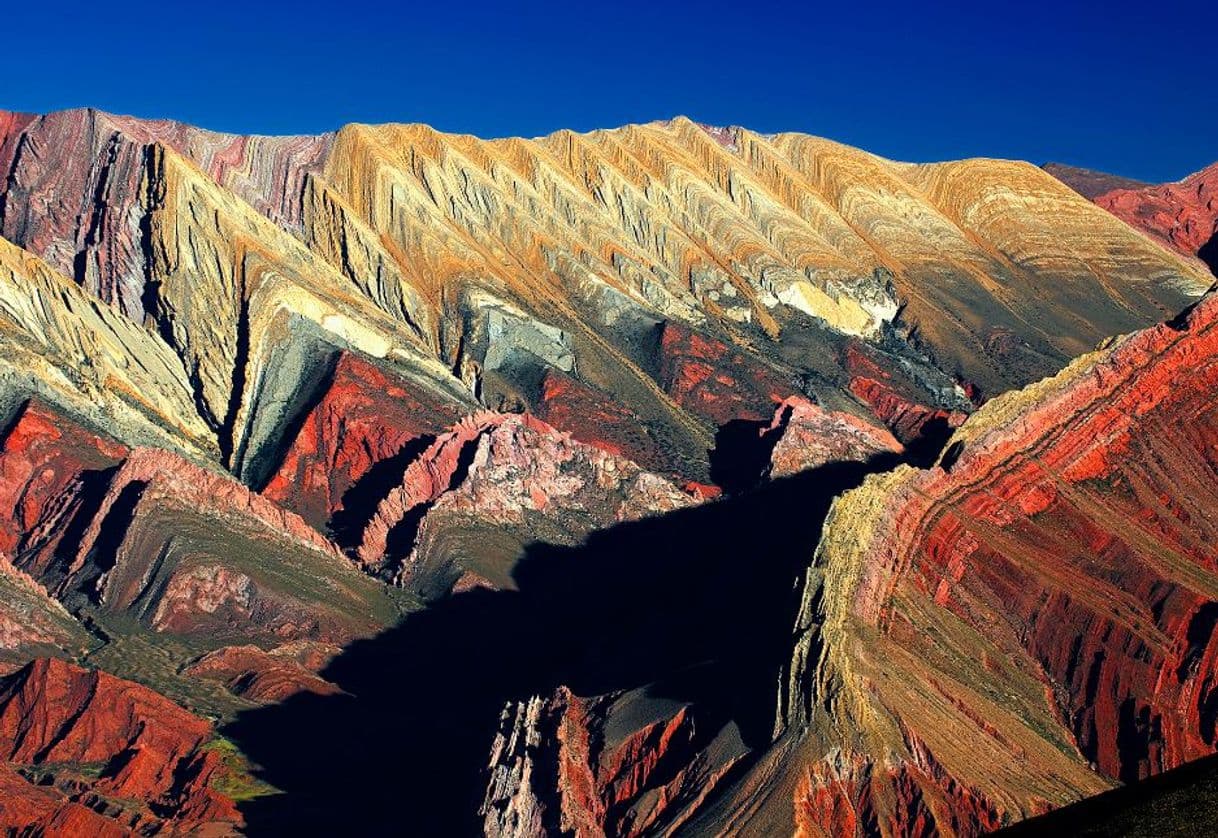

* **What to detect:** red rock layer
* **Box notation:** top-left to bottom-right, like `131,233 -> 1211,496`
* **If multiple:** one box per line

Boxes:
0,658 -> 240,833
1042,163 -> 1149,201
844,344 -> 969,441
184,642 -> 342,703
0,763 -> 127,838
74,448 -> 392,644
656,322 -> 798,425
789,290 -> 1218,835
881,294 -> 1218,781
356,410 -> 506,571
1095,162 -> 1218,271
2,400 -> 393,647
532,368 -> 681,476
0,400 -> 127,556
260,351 -> 464,532
793,739 -> 1003,838
481,686 -> 747,837
765,395 -> 903,478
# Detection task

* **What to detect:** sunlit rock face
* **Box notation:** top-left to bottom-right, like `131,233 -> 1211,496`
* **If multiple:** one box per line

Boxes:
1095,163 -> 1218,275
0,658 -> 244,833
1047,159 -> 1218,276
0,104 -> 1215,834
772,290 -> 1218,834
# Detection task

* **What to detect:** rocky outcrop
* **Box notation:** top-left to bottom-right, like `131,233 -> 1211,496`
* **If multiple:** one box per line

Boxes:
0,561 -> 89,667
0,399 -> 127,557
261,350 -> 468,532
0,235 -> 215,458
765,396 -> 903,479
481,686 -> 748,837
843,344 -> 970,442
183,642 -> 342,702
357,412 -> 700,595
792,743 -> 1004,838
0,658 -> 243,833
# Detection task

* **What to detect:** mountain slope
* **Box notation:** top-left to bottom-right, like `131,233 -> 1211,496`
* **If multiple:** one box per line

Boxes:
1093,162 -> 1218,275
488,286 -> 1218,836
0,106 -> 1215,835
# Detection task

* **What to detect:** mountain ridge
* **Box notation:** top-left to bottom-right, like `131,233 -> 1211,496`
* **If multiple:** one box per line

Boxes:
0,105 -> 1216,834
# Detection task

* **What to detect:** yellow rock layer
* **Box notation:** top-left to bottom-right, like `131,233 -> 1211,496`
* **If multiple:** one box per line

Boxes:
139,143 -> 471,468
0,236 -> 213,456
311,117 -> 1208,393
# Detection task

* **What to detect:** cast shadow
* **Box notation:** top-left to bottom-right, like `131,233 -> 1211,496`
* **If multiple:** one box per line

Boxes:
224,446 -> 925,835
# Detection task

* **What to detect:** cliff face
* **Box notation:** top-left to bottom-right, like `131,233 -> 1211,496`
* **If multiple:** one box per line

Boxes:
481,686 -> 748,837
0,103 -> 1216,834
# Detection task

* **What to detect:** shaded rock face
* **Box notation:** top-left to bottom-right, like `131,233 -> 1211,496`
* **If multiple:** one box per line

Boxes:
0,658 -> 242,834
481,686 -> 748,837
843,343 -> 970,439
1042,162 -> 1149,201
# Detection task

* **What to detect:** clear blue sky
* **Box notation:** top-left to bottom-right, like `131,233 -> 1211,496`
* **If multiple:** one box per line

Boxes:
3,1 -> 1214,182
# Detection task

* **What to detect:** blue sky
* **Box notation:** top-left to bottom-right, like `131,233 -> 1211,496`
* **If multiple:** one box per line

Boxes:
3,0 -> 1215,181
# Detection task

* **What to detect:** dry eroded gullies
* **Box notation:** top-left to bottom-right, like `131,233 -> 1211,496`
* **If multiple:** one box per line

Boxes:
0,106 -> 1215,834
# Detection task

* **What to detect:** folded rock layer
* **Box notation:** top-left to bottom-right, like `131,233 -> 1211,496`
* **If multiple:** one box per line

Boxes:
0,104 -> 1215,835
769,290 -> 1218,834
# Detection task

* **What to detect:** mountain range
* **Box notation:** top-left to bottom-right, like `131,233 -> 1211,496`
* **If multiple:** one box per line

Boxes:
0,107 -> 1215,835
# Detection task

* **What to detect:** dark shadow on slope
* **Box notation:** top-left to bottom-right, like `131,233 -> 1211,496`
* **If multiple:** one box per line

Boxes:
225,443 -> 935,836
997,753 -> 1218,836
708,417 -> 778,494
328,434 -> 436,549
1198,232 -> 1218,278
902,416 -> 955,468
